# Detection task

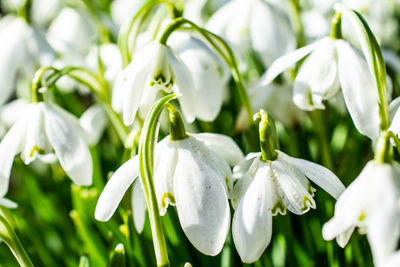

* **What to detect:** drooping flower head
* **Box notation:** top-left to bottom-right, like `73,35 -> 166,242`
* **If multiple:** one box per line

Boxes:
231,110 -> 345,263
96,106 -> 243,256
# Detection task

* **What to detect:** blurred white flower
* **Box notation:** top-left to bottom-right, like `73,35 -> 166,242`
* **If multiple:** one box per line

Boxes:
30,0 -> 62,26
0,16 -> 53,106
47,7 -> 95,66
323,161 -> 400,266
96,132 -> 243,255
79,105 -> 108,146
0,102 -> 93,189
110,0 -> 142,27
260,36 -> 380,140
113,42 -> 196,125
0,98 -> 29,138
232,151 -> 345,263
207,0 -> 296,67
86,43 -> 123,85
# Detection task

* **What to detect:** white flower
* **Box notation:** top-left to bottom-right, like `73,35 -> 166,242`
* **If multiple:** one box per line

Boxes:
47,7 -> 95,66
207,0 -> 296,67
113,42 -> 197,125
232,151 -> 345,263
95,133 -> 243,256
169,33 -> 230,121
260,36 -> 380,140
86,43 -> 123,85
0,102 -> 93,189
322,161 -> 400,265
247,81 -> 305,128
79,105 -> 108,146
0,16 -> 52,105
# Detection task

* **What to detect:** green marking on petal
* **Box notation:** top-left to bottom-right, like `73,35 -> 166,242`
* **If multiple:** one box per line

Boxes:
307,181 -> 316,196
161,192 -> 176,210
150,73 -> 174,91
29,146 -> 45,158
301,196 -> 314,212
358,212 -> 366,221
271,200 -> 286,215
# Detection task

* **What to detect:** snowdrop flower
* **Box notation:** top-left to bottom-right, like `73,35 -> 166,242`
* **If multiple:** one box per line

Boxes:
207,0 -> 296,67
96,119 -> 243,255
168,32 -> 230,121
47,7 -> 95,66
0,16 -> 53,106
30,0 -> 62,26
0,102 -> 93,190
113,42 -> 197,125
323,161 -> 400,265
231,110 -> 345,263
261,36 -> 380,140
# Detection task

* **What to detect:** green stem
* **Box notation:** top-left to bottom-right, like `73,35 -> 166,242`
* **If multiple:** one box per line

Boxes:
0,215 -> 34,267
388,131 -> 400,156
139,94 -> 176,267
255,110 -> 278,161
310,110 -> 333,170
288,0 -> 305,47
335,4 -> 389,131
31,67 -> 58,102
158,17 -> 253,123
119,0 -> 176,66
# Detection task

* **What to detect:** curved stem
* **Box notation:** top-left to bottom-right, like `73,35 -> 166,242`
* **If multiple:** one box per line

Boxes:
330,12 -> 342,39
31,67 -> 58,103
158,17 -> 253,123
119,0 -> 176,66
0,215 -> 34,267
139,94 -> 176,267
335,4 -> 389,131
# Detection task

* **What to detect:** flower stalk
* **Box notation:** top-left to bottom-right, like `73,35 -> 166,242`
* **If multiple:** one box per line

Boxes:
166,103 -> 188,141
138,94 -> 177,267
158,17 -> 253,123
0,214 -> 34,267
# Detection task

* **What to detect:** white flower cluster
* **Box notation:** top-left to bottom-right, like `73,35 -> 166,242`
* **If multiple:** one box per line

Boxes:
0,0 -> 400,266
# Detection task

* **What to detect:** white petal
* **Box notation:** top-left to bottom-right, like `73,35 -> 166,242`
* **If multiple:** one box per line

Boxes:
232,164 -> 273,264
233,152 -> 260,180
21,103 -> 50,164
95,156 -> 139,221
165,45 -> 196,123
79,105 -> 108,145
174,141 -> 230,256
192,133 -> 244,166
277,151 -> 345,199
0,106 -> 30,197
381,250 -> 400,267
272,159 -> 316,215
0,17 -> 28,105
131,178 -> 146,233
153,138 -> 178,215
367,163 -> 400,265
258,38 -> 323,86
322,162 -> 372,243
249,1 -> 296,66
0,197 -> 17,208
121,44 -> 156,125
336,40 -> 380,140
177,39 -> 225,121
293,38 -> 339,110
43,104 -> 92,186
0,98 -> 29,128
186,137 -> 233,195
